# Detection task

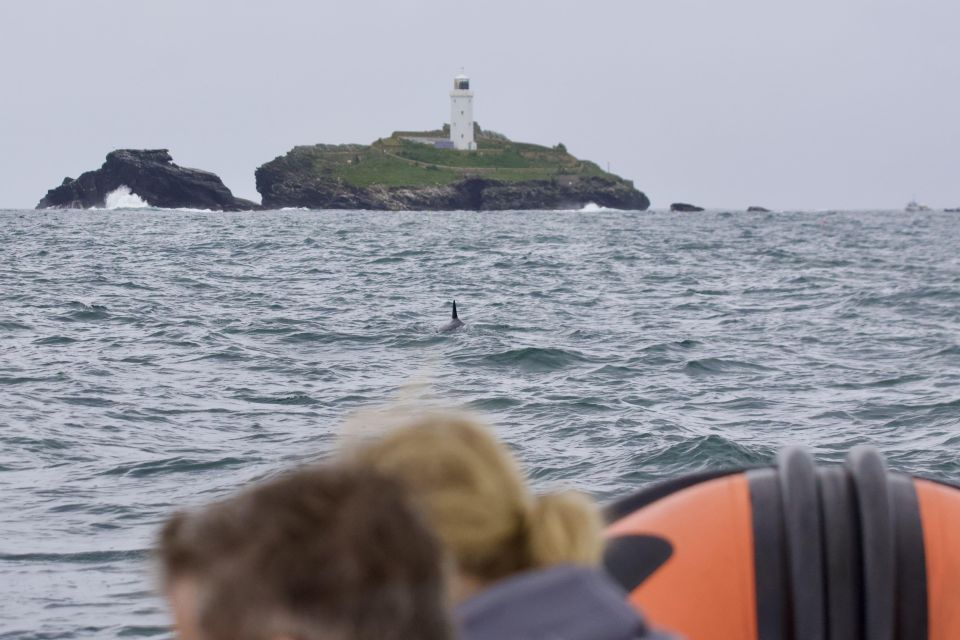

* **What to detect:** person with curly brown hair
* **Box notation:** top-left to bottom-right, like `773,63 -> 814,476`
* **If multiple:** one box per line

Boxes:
156,463 -> 453,640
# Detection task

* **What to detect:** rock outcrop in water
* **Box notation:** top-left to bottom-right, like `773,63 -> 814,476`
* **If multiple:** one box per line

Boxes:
36,150 -> 256,211
670,202 -> 705,212
255,140 -> 650,211
257,172 -> 649,211
747,206 -> 771,213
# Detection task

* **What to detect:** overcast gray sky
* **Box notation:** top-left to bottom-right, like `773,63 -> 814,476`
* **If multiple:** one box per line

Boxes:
1,0 -> 957,210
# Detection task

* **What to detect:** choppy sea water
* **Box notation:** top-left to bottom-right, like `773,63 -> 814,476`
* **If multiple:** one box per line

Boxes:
1,207 -> 958,638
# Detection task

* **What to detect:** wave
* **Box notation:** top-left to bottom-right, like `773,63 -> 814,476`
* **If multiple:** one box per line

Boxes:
237,393 -> 317,406
57,395 -> 116,408
684,358 -> 777,376
104,185 -> 150,210
480,346 -> 590,372
282,331 -> 380,345
467,395 -> 525,410
188,350 -> 248,362
96,187 -> 224,212
631,434 -> 772,475
0,320 -> 32,331
56,302 -> 110,322
162,206 -> 217,213
641,339 -> 701,354
831,374 -> 926,390
579,202 -> 621,212
0,549 -> 148,564
103,456 -> 249,477
32,335 -> 77,345
0,375 -> 66,385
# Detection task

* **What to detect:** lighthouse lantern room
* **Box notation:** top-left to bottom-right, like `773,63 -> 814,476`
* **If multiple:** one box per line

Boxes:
450,73 -> 476,151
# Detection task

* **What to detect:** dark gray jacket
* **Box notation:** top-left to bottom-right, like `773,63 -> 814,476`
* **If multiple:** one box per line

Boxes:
455,565 -> 677,640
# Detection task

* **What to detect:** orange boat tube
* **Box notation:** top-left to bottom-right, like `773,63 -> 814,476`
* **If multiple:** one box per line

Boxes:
603,446 -> 960,640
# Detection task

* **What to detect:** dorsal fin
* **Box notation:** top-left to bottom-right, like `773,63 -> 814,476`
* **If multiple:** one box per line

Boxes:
452,300 -> 458,319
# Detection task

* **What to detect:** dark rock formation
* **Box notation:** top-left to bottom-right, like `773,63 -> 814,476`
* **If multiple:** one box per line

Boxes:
256,173 -> 649,212
255,147 -> 650,211
670,202 -> 705,212
747,206 -> 771,212
475,177 -> 649,211
37,150 -> 256,211
945,208 -> 960,213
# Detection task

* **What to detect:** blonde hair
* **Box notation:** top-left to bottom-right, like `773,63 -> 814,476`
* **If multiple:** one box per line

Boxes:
346,411 -> 602,582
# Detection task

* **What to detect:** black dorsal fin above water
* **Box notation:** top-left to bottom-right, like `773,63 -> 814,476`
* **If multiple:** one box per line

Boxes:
439,300 -> 465,333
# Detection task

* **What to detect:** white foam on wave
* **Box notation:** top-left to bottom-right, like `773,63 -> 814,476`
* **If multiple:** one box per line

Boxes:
579,202 -> 620,212
104,186 -> 150,210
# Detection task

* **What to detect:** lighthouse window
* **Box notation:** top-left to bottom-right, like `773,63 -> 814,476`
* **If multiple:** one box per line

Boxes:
460,110 -> 464,116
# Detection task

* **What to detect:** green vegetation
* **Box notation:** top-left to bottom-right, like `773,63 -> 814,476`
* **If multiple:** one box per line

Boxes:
282,130 -> 621,189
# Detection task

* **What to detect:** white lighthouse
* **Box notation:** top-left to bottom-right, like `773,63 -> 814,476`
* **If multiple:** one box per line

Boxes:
450,73 -> 476,151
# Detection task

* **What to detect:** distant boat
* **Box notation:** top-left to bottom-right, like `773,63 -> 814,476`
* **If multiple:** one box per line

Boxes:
905,200 -> 932,212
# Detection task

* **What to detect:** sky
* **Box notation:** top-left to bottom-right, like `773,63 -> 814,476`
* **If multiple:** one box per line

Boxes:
1,0 -> 957,210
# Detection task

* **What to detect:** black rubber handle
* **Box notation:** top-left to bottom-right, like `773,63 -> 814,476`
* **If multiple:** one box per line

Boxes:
818,466 -> 863,639
845,446 -> 895,640
777,447 -> 827,640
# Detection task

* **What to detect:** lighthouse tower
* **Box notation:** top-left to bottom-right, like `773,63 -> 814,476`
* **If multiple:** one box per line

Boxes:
450,73 -> 476,151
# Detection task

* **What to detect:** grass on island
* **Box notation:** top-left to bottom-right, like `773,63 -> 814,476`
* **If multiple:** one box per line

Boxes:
283,129 -> 621,189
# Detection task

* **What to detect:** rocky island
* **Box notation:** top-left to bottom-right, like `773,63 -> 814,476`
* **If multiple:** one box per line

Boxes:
36,149 -> 256,211
36,74 -> 650,213
255,128 -> 650,211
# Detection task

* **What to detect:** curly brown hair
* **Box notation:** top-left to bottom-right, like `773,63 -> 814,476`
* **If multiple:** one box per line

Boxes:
157,464 -> 453,640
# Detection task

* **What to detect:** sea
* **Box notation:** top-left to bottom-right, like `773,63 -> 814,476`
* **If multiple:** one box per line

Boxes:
1,206 -> 958,638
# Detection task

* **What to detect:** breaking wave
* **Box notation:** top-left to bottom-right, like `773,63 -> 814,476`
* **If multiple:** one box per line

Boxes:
104,185 -> 150,209
579,202 -> 620,212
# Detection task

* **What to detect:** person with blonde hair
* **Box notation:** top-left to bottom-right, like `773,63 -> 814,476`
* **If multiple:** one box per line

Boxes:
346,410 -> 674,640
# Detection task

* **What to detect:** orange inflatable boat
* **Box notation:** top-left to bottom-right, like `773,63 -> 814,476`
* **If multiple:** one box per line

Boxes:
603,446 -> 960,640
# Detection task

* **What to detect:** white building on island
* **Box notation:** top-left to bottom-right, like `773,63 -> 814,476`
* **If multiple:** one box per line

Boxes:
450,73 -> 476,151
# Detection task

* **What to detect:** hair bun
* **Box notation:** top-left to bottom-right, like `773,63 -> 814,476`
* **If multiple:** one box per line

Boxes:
526,491 -> 602,568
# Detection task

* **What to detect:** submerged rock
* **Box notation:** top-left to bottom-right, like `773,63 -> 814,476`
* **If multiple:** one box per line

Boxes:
747,206 -> 771,212
670,202 -> 705,212
36,150 -> 256,211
